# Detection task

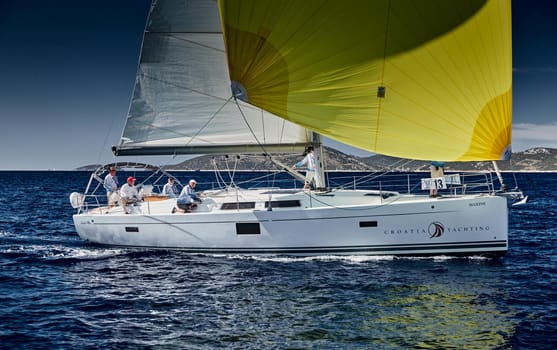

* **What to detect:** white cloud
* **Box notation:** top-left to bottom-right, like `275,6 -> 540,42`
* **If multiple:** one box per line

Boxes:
513,122 -> 557,151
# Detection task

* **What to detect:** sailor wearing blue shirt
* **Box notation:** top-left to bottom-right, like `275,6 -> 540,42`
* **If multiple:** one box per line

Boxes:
103,166 -> 119,206
162,177 -> 178,197
175,179 -> 202,213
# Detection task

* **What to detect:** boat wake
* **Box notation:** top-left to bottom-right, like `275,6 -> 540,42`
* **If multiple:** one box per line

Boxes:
0,237 -> 127,263
226,254 -> 397,263
42,246 -> 127,261
215,253 -> 490,264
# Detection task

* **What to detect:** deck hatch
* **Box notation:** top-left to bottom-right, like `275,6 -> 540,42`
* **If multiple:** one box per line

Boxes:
359,221 -> 378,228
264,200 -> 301,208
221,202 -> 256,210
236,223 -> 261,235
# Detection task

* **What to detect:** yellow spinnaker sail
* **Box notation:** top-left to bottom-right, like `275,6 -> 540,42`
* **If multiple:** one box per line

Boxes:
218,0 -> 512,161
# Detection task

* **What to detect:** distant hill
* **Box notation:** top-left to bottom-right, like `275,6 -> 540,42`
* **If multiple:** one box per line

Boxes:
358,147 -> 557,172
165,147 -> 557,172
167,147 -> 371,171
77,147 -> 557,172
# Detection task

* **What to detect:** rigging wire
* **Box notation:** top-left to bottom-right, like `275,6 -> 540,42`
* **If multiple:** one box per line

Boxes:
233,98 -> 271,157
335,157 -> 416,190
232,96 -> 303,185
185,95 -> 235,148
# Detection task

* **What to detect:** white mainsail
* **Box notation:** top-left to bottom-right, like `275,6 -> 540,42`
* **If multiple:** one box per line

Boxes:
116,0 -> 311,156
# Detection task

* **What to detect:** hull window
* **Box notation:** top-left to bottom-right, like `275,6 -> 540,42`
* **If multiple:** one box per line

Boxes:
359,221 -> 378,228
125,226 -> 139,232
236,223 -> 261,235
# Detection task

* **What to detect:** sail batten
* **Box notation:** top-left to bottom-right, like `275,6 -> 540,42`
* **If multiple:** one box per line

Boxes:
219,0 -> 512,161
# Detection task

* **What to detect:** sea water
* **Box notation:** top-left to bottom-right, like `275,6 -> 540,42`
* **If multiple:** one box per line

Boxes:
0,171 -> 555,349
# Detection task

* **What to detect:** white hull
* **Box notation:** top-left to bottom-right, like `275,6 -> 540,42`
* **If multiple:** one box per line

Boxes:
73,189 -> 508,256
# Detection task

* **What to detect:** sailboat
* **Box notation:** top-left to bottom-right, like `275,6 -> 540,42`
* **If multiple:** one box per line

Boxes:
71,0 -> 524,256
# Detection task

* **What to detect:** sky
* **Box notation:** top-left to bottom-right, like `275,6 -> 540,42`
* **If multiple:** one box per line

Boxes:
0,0 -> 556,170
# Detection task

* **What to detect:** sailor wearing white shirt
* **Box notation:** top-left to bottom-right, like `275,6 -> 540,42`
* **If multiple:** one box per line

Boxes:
162,177 -> 178,198
119,176 -> 142,214
293,146 -> 316,190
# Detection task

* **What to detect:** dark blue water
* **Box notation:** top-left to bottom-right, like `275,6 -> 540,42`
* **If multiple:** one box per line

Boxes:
0,171 -> 555,349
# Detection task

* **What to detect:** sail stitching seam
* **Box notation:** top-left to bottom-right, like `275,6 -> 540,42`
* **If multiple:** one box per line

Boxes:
374,0 -> 392,151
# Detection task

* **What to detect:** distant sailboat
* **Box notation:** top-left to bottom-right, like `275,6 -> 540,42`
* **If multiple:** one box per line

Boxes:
71,0 -> 524,256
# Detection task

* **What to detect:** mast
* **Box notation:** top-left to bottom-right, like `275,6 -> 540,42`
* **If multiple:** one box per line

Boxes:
312,133 -> 326,190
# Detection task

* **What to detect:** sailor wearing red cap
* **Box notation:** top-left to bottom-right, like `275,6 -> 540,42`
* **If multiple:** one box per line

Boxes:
119,176 -> 142,214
